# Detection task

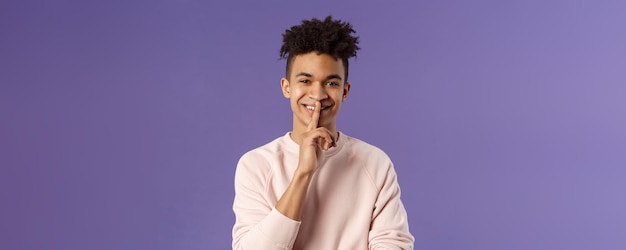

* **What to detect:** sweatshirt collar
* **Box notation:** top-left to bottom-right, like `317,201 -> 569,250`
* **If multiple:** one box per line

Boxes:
284,131 -> 347,158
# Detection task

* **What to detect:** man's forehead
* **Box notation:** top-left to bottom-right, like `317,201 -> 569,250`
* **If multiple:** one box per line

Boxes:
291,53 -> 345,76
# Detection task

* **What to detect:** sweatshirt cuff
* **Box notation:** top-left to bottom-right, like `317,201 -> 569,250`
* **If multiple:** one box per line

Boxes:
258,208 -> 301,248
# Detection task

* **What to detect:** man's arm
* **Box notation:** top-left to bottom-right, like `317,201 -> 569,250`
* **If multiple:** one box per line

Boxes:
368,163 -> 415,250
232,157 -> 302,250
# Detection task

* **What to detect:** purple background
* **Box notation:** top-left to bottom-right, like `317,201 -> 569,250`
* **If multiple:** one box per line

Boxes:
1,1 -> 625,249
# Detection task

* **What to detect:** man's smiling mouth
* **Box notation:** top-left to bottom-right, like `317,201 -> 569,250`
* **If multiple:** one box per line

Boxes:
304,105 -> 330,111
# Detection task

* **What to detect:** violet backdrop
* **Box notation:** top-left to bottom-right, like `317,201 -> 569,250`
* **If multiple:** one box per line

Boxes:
1,0 -> 625,249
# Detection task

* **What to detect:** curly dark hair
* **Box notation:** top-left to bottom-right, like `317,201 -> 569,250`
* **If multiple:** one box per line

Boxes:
280,16 -> 360,81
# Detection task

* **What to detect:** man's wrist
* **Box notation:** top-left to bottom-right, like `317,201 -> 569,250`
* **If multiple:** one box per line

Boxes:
293,167 -> 315,180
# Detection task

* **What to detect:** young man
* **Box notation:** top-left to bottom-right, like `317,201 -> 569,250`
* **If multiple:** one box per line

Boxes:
232,16 -> 414,249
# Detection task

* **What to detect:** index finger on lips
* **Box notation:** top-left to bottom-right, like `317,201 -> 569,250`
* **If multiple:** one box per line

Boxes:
307,101 -> 321,131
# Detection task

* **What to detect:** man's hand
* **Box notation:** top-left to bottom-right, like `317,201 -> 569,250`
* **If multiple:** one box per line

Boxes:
297,101 -> 336,174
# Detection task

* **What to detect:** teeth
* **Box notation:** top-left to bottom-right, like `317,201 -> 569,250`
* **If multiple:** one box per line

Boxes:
305,105 -> 330,110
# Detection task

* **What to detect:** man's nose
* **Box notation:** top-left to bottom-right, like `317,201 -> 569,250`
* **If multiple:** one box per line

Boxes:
309,82 -> 328,100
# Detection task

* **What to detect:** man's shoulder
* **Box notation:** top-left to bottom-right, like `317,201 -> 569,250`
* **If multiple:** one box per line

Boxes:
342,134 -> 395,176
239,133 -> 294,162
235,134 -> 292,179
343,134 -> 390,158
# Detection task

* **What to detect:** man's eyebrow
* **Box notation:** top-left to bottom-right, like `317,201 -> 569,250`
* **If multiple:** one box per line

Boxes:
325,74 -> 343,81
295,72 -> 313,78
295,72 -> 343,81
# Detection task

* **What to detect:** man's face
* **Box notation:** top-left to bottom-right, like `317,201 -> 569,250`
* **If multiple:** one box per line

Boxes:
281,52 -> 351,133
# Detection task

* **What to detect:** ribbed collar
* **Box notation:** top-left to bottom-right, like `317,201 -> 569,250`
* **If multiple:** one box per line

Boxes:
283,131 -> 347,159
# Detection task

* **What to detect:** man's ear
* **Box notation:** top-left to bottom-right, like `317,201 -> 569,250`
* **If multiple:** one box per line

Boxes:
342,82 -> 351,101
281,78 -> 290,98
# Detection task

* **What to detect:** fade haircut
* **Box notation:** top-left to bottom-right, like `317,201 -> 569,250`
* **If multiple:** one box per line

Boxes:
280,16 -> 360,82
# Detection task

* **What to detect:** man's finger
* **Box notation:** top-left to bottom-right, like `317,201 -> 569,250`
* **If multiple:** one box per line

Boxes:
323,136 -> 331,150
307,101 -> 321,131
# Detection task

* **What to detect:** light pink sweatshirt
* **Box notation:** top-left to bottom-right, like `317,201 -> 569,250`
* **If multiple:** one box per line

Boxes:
232,132 -> 414,249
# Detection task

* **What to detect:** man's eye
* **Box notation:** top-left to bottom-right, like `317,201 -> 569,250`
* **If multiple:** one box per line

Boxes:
299,79 -> 310,84
327,81 -> 339,86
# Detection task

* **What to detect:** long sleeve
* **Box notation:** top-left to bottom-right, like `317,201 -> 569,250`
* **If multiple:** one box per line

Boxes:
368,162 -> 415,250
232,153 -> 301,250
